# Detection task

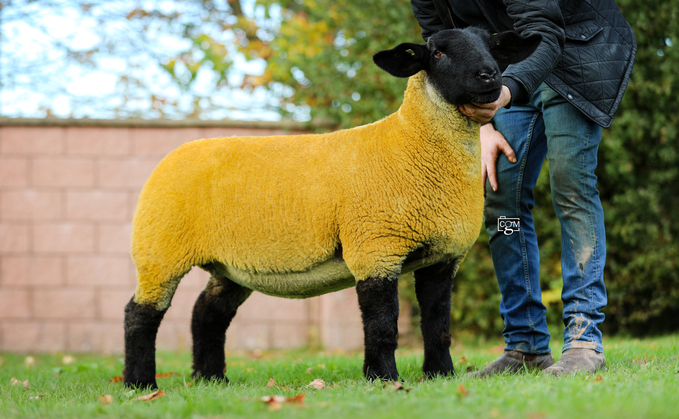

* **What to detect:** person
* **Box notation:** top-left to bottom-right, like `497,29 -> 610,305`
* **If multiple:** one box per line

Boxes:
410,0 -> 636,376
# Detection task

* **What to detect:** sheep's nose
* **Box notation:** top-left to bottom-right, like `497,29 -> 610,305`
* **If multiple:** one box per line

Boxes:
477,69 -> 497,82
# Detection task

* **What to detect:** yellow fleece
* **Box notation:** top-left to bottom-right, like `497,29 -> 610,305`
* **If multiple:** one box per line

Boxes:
131,72 -> 484,309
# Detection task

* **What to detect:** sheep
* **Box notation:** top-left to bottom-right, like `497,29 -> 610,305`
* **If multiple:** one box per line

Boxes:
123,27 -> 541,389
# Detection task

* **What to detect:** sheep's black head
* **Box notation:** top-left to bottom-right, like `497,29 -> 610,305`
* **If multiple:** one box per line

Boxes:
373,27 -> 541,106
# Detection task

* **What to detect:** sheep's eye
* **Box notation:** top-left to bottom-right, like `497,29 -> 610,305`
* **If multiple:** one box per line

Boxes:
433,50 -> 444,58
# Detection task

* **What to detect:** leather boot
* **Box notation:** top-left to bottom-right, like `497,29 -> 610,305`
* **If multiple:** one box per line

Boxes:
469,350 -> 554,378
543,348 -> 606,376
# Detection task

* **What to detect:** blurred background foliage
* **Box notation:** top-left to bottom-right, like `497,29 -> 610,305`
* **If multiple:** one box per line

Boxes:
2,0 -> 677,339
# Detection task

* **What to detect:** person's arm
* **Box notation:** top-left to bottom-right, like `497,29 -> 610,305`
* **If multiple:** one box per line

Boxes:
411,0 -> 448,41
501,0 -> 566,106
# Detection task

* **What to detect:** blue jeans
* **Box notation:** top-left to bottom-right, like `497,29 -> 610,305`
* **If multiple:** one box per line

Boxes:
484,83 -> 606,354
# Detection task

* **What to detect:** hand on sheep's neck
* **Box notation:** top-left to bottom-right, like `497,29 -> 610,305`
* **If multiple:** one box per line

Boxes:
458,85 -> 512,124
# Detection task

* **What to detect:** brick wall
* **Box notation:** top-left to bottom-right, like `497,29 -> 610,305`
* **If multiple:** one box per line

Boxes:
0,119 -> 410,354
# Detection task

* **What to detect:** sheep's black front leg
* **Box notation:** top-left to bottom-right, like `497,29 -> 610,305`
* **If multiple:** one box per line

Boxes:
191,273 -> 252,382
414,258 -> 459,378
356,276 -> 400,381
123,298 -> 167,389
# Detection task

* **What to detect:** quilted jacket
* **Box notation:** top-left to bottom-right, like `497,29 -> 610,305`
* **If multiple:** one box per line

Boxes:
411,0 -> 637,128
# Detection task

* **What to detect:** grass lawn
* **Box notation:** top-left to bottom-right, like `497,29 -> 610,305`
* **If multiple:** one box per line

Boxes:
1,333 -> 678,418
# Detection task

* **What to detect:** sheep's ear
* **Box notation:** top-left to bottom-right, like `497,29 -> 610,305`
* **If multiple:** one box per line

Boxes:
488,32 -> 542,65
373,43 -> 429,77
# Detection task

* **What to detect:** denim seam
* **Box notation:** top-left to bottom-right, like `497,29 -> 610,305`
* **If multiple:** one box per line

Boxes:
516,112 -> 541,353
583,121 -> 598,344
572,118 -> 600,348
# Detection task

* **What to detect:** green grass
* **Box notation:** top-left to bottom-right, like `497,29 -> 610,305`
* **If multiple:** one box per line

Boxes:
1,334 -> 679,418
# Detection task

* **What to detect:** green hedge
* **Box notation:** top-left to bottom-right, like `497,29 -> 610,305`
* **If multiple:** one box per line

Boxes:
442,0 -> 679,338
597,0 -> 679,335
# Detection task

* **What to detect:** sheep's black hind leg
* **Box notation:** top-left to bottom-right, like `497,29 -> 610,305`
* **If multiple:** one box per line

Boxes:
191,272 -> 252,382
356,275 -> 400,381
414,258 -> 460,378
124,298 -> 167,389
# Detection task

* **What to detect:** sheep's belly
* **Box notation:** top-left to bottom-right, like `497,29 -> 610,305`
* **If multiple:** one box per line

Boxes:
217,257 -> 356,299
214,251 -> 451,299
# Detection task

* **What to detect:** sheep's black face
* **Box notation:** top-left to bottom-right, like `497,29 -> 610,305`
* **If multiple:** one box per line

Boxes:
373,27 -> 542,107
427,28 -> 503,105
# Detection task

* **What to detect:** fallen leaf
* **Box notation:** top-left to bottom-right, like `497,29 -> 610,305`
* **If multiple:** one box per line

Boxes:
62,355 -> 75,365
10,377 -> 30,389
266,378 -> 278,388
260,394 -> 305,410
180,381 -> 194,389
458,384 -> 469,398
385,381 -> 410,392
456,356 -> 467,365
32,394 -> 46,400
594,375 -> 604,382
110,372 -> 178,385
307,367 -> 313,374
98,395 -> 113,405
260,395 -> 287,404
527,412 -> 546,419
0,357 -> 4,367
307,378 -> 325,389
24,356 -> 35,367
466,365 -> 478,373
418,376 -> 425,383
286,394 -> 306,403
155,372 -> 179,379
133,390 -> 166,401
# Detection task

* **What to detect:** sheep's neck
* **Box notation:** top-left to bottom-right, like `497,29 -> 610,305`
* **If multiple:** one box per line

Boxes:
398,72 -> 478,146
393,72 -> 481,179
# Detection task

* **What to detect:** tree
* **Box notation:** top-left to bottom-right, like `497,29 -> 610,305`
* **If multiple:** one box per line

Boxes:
247,0 -> 423,128
596,0 -> 679,335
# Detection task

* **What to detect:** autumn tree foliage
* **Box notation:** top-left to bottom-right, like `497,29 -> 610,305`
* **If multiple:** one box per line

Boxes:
244,0 -> 423,127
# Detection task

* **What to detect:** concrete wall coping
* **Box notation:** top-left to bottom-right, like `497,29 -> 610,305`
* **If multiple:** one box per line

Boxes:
0,117 -> 335,130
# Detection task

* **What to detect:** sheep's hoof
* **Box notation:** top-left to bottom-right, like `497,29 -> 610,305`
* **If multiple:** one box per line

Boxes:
191,371 -> 229,384
422,369 -> 456,380
365,370 -> 399,382
124,379 -> 159,390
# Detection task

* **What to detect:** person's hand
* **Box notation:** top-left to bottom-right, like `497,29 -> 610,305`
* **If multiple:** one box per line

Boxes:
458,85 -> 512,124
480,123 -> 516,195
